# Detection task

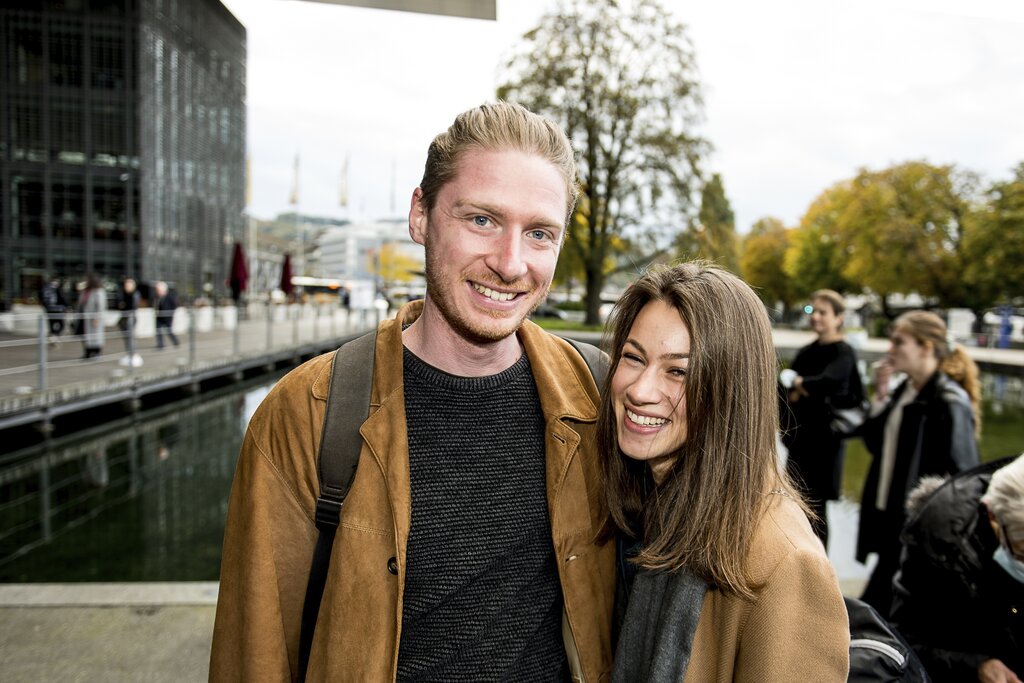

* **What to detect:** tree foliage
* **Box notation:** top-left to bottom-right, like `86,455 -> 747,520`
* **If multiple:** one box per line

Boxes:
498,0 -> 707,324
375,243 -> 421,286
964,162 -> 1024,305
784,180 -> 855,299
834,162 -> 981,312
740,217 -> 794,313
676,174 -> 738,272
775,160 -> 1024,320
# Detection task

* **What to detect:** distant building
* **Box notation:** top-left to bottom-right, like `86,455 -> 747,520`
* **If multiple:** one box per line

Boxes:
0,0 -> 246,305
319,218 -> 424,289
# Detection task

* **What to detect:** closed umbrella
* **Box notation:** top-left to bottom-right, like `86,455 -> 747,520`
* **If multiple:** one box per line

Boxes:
280,253 -> 294,298
228,242 -> 249,303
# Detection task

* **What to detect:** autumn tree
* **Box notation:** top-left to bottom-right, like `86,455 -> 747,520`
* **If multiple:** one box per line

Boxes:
784,180 -> 855,300
676,174 -> 738,271
375,243 -> 421,287
834,162 -> 981,316
740,217 -> 794,315
498,0 -> 707,324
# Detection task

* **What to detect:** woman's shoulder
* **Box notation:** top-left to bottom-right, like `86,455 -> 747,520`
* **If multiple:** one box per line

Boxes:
745,493 -> 831,588
933,372 -> 971,407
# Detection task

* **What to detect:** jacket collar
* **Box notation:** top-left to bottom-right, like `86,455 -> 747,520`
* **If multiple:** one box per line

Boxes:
366,299 -> 599,424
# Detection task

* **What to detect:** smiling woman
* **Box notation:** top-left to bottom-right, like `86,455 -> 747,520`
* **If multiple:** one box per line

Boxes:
599,262 -> 850,681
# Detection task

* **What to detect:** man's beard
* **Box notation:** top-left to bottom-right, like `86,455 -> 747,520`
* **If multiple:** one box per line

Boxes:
423,244 -> 549,344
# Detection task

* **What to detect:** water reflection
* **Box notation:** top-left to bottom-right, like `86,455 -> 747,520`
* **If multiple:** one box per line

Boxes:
0,374 -> 281,582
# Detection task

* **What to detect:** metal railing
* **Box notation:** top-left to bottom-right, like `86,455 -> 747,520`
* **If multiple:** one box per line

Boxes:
0,302 -> 384,398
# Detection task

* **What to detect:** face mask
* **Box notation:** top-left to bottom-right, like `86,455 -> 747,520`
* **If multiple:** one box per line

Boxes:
993,545 -> 1024,585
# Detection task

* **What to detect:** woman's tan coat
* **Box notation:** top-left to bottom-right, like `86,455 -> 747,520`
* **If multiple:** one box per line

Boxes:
209,301 -> 616,682
684,494 -> 850,681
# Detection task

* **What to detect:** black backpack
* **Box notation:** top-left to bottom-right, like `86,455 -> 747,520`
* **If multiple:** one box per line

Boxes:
296,331 -> 608,681
847,596 -> 931,682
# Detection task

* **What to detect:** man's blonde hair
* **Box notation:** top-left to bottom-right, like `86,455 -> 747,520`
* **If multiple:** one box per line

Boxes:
418,102 -> 579,224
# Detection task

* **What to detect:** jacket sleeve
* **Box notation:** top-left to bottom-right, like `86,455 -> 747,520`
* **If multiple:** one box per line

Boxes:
799,346 -> 855,399
945,399 -> 979,474
734,543 -> 850,681
209,425 -> 318,682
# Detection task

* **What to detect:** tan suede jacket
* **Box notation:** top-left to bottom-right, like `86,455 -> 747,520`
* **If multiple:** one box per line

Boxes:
209,301 -> 616,682
685,493 -> 850,682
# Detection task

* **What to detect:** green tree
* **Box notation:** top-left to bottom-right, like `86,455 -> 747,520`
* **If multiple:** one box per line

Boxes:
676,174 -> 738,271
964,162 -> 1024,305
740,217 -> 794,315
498,0 -> 707,325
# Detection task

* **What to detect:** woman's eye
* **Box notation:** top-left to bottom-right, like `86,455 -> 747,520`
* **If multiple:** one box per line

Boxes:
622,352 -> 643,365
669,367 -> 687,378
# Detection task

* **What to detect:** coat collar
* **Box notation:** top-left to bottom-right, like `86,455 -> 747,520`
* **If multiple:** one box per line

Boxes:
360,299 -> 599,424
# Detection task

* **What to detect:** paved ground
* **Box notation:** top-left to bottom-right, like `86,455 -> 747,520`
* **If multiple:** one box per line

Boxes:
0,577 -> 868,681
0,583 -> 217,683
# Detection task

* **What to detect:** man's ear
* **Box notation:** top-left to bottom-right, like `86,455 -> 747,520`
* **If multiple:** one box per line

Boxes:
409,188 -> 428,246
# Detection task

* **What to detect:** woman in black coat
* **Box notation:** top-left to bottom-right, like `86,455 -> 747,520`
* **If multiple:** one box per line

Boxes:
857,310 -> 980,615
782,289 -> 864,549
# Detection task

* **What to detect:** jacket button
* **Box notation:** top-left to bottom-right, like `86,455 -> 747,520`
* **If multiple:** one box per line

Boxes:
387,557 -> 398,575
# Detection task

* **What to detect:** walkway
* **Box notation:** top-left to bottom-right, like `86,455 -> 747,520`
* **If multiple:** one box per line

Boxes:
0,304 -> 380,431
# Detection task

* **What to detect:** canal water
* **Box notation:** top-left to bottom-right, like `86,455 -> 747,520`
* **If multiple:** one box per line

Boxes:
1,371 -> 1021,583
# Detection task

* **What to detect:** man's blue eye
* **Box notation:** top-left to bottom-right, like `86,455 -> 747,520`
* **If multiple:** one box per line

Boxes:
529,230 -> 548,240
473,216 -> 489,226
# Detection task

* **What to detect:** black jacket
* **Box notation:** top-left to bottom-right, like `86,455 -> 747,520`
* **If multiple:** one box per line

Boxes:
155,291 -> 178,326
890,457 -> 1024,682
856,371 -> 978,561
782,339 -> 862,500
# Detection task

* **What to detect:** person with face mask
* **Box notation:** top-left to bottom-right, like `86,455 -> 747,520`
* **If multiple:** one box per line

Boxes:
890,453 -> 1024,683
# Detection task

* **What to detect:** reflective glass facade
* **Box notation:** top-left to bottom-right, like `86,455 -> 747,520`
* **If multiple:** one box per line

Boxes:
0,0 -> 245,303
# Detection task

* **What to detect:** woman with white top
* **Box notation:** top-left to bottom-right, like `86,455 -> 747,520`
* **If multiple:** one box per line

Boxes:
857,310 -> 980,614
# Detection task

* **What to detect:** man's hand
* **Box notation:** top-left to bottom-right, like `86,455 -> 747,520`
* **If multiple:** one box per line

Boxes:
978,659 -> 1022,683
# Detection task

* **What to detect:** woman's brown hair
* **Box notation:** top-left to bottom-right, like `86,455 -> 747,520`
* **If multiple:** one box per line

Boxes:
892,310 -> 982,432
599,262 -> 808,599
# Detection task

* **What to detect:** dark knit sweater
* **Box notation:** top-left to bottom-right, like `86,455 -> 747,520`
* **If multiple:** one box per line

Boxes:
396,348 -> 566,682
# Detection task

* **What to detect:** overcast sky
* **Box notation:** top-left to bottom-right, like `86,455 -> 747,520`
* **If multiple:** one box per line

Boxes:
220,0 -> 1024,232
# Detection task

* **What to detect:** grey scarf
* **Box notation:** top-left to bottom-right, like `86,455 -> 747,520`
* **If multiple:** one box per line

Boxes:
612,568 -> 709,683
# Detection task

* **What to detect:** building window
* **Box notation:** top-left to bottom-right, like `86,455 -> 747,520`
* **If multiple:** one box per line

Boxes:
90,101 -> 128,164
11,101 -> 46,162
92,181 -> 126,241
52,99 -> 86,164
52,180 -> 86,239
90,25 -> 126,89
11,176 -> 45,238
50,23 -> 84,88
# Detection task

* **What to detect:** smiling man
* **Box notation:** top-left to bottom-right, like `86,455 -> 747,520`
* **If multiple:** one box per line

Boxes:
210,102 -> 615,682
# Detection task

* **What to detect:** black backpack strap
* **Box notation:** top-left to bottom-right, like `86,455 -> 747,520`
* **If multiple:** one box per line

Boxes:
564,337 -> 609,391
297,330 -> 377,681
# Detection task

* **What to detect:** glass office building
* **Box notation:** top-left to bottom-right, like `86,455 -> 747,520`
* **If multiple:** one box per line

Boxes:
0,0 -> 245,304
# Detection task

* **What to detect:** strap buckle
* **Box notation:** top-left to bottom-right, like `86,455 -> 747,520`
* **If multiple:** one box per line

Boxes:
314,495 -> 343,530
